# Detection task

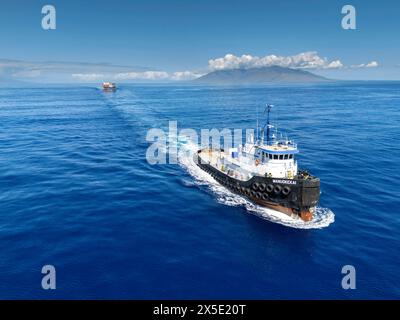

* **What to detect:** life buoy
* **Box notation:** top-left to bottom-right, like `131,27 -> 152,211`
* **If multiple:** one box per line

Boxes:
262,193 -> 269,200
252,182 -> 259,190
255,159 -> 260,166
256,192 -> 262,199
266,184 -> 274,193
259,183 -> 266,192
282,186 -> 291,196
274,185 -> 282,194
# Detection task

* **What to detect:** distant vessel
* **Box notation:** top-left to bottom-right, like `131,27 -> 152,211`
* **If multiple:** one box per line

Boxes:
195,104 -> 320,221
102,82 -> 117,91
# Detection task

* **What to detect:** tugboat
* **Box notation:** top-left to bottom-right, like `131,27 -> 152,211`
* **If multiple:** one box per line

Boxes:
102,82 -> 117,91
195,105 -> 320,221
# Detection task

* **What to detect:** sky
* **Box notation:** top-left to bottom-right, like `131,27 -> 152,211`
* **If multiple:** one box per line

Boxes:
0,0 -> 399,82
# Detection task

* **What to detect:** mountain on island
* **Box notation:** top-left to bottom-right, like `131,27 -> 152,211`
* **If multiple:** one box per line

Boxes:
194,66 -> 330,85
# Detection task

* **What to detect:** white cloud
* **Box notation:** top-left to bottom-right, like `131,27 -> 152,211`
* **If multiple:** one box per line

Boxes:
114,70 -> 203,81
208,52 -> 344,71
365,61 -> 378,68
72,73 -> 105,81
350,61 -> 379,69
114,71 -> 169,80
326,60 -> 344,69
170,71 -> 204,81
71,70 -> 202,82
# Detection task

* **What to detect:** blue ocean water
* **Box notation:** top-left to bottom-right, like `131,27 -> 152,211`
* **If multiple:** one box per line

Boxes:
0,83 -> 399,299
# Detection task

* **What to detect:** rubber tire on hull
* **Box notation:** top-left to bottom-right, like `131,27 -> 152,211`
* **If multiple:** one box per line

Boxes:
274,185 -> 282,194
282,186 -> 291,196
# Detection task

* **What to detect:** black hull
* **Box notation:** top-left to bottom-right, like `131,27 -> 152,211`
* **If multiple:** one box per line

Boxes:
195,150 -> 320,221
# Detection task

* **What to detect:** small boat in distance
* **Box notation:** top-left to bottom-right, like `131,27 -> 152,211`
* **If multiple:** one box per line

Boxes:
195,104 -> 320,222
102,82 -> 117,91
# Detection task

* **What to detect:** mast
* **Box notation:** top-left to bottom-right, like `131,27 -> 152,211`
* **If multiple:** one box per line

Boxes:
256,105 -> 259,143
266,104 -> 273,144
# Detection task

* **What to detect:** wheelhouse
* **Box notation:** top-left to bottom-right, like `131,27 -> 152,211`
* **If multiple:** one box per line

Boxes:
255,145 -> 298,164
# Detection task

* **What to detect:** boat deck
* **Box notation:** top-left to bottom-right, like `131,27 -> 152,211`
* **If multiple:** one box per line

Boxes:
198,149 -> 254,181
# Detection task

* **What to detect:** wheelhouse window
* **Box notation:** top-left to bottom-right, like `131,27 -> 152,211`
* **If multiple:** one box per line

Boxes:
279,155 -> 284,160
284,154 -> 289,160
273,155 -> 278,160
289,154 -> 293,159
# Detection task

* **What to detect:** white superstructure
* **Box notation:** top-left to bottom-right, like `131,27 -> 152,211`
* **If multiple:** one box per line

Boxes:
199,104 -> 299,181
200,138 -> 298,181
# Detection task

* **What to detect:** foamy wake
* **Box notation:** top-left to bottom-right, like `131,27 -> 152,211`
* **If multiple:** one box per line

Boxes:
176,136 -> 335,229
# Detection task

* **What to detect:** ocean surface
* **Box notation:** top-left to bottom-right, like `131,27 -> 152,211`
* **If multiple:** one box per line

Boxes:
0,82 -> 399,299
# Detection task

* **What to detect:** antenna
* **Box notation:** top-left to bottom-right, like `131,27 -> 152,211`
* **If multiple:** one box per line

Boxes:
260,104 -> 274,144
265,104 -> 274,144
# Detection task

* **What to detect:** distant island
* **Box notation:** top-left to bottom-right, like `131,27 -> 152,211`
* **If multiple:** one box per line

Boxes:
194,66 -> 330,85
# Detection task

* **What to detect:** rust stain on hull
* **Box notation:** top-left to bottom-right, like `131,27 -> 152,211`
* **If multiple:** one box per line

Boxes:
252,198 -> 313,222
